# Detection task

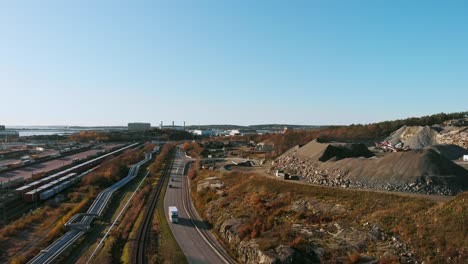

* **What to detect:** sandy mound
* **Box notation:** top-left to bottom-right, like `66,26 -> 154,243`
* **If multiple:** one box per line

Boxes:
424,144 -> 468,160
296,140 -> 374,162
386,126 -> 439,149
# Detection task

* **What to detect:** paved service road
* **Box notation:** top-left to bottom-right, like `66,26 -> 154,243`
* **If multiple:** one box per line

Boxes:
164,149 -> 237,264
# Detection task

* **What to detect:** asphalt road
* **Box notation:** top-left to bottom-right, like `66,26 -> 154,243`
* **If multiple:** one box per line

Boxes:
164,149 -> 236,264
0,144 -> 120,182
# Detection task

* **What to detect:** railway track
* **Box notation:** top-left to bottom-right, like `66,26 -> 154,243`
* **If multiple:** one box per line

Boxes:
134,150 -> 174,264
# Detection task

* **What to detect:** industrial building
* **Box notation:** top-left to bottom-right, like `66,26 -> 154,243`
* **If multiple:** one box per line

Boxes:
128,122 -> 151,131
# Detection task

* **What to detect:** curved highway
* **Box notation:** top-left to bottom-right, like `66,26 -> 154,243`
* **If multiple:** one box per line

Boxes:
164,148 -> 237,264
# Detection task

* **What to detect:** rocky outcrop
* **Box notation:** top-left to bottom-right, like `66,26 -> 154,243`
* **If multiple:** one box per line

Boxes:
196,176 -> 225,193
194,174 -> 422,263
237,240 -> 299,264
217,217 -> 308,263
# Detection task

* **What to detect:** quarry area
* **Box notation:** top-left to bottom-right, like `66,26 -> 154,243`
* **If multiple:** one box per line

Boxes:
188,118 -> 467,263
270,123 -> 468,196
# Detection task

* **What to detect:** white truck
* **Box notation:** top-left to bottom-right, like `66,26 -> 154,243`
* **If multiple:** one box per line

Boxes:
168,206 -> 179,223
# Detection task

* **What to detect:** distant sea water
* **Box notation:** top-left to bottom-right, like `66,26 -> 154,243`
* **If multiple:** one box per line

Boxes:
17,130 -> 73,137
6,126 -> 125,137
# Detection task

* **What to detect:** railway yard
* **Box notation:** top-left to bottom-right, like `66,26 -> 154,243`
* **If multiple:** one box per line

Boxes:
0,116 -> 466,264
0,142 -> 160,263
0,143 -> 121,183
0,144 -> 134,227
28,144 -> 156,264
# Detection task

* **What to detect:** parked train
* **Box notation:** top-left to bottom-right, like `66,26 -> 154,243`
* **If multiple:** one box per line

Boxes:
15,143 -> 139,202
24,173 -> 79,202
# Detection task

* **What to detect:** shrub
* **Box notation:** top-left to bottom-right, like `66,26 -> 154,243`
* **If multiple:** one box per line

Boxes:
379,255 -> 399,264
237,223 -> 252,240
348,252 -> 361,263
289,236 -> 303,247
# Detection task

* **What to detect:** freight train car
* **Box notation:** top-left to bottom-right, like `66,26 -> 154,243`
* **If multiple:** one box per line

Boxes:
16,182 -> 40,196
23,173 -> 78,202
17,143 -> 139,202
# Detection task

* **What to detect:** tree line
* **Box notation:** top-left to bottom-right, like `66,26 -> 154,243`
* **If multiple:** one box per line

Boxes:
240,112 -> 467,156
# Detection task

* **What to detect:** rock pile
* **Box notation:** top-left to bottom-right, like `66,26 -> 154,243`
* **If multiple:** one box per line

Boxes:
436,126 -> 468,148
294,140 -> 373,161
424,144 -> 468,160
387,126 -> 439,149
272,140 -> 468,195
386,125 -> 467,149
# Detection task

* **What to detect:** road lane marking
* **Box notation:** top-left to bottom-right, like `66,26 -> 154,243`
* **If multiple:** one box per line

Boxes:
179,163 -> 231,264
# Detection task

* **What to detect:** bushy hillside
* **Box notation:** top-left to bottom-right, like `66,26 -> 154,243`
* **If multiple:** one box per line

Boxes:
191,171 -> 467,263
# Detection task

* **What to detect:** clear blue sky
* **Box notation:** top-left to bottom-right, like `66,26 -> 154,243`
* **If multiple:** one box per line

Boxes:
1,1 -> 467,126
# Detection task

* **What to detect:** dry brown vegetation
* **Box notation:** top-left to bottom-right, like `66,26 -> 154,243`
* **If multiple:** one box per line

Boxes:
191,170 -> 467,263
0,145 -> 151,263
181,141 -> 203,158
0,202 -> 90,263
148,143 -> 174,176
69,129 -> 195,142
81,145 -> 151,187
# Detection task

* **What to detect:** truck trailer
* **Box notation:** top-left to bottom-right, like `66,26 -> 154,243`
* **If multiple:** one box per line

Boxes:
168,206 -> 178,223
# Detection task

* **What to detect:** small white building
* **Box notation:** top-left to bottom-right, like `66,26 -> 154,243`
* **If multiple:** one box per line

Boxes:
463,155 -> 468,162
229,129 -> 257,136
190,129 -> 215,136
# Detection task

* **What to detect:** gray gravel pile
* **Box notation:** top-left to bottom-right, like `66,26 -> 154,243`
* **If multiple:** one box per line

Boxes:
386,126 -> 439,149
424,144 -> 468,160
272,140 -> 468,196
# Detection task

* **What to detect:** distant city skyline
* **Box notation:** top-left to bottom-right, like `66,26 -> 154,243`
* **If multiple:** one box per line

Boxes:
1,1 -> 467,126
